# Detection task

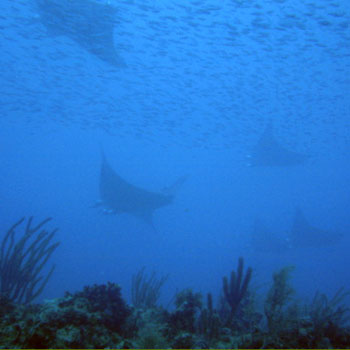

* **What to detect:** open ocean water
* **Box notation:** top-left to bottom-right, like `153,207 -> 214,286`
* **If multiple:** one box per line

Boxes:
0,0 -> 350,348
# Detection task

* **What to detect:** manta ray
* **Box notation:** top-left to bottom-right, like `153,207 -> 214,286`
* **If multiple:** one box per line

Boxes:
248,122 -> 309,167
97,152 -> 186,226
289,207 -> 342,248
35,0 -> 125,67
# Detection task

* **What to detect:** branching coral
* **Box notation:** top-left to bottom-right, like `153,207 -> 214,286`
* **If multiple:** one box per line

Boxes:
310,287 -> 349,328
197,293 -> 221,344
308,287 -> 350,346
0,217 -> 60,304
222,256 -> 252,324
131,267 -> 168,308
264,266 -> 295,335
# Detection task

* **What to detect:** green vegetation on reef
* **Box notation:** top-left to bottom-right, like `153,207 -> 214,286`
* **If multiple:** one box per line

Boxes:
0,258 -> 349,349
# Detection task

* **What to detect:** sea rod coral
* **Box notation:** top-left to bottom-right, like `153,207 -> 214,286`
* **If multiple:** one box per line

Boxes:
0,216 -> 60,304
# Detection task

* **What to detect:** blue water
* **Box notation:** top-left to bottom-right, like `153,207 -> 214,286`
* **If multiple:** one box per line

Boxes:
0,0 -> 349,309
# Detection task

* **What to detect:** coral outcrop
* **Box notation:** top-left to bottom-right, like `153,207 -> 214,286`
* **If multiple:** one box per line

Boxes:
0,264 -> 349,349
0,282 -> 130,348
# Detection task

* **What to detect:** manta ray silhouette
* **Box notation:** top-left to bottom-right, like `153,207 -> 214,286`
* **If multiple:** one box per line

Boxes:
290,208 -> 342,248
98,152 -> 186,226
248,123 -> 309,167
36,0 -> 125,67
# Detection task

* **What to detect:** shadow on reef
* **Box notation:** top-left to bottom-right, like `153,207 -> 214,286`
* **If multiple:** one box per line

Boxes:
0,257 -> 349,349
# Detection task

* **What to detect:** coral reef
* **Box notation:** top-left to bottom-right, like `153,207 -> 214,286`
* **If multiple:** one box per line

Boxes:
62,282 -> 131,333
169,288 -> 202,334
0,282 -> 130,348
0,263 -> 349,349
0,217 -> 60,304
134,310 -> 170,349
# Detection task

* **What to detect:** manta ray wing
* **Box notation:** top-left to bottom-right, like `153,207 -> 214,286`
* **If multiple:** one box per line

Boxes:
36,0 -> 125,67
99,155 -> 173,226
249,123 -> 309,167
290,208 -> 342,248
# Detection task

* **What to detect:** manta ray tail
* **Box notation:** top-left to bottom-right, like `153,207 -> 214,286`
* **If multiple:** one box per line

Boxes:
162,175 -> 188,196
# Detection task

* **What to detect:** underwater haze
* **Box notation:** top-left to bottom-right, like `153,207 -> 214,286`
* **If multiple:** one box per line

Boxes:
1,0 -> 350,313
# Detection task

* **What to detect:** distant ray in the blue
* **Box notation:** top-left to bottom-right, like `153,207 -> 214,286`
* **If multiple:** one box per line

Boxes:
98,152 -> 185,227
36,0 -> 125,67
251,218 -> 290,253
248,122 -> 309,167
290,208 -> 342,248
